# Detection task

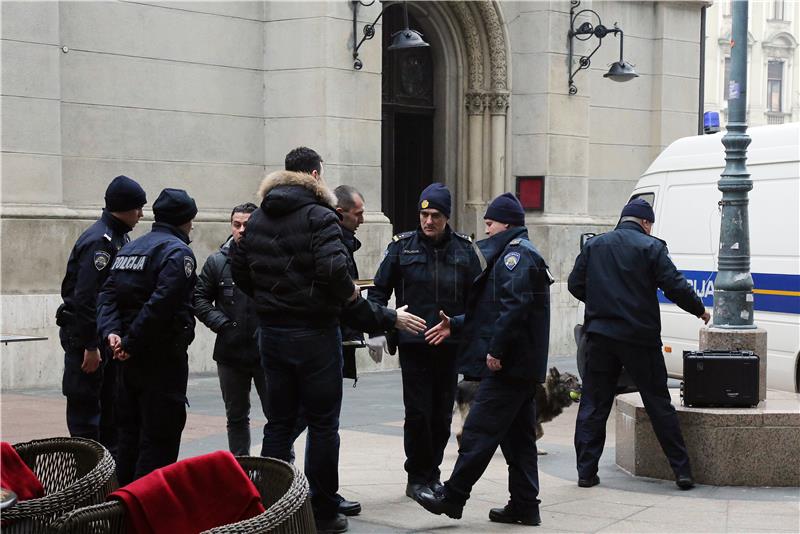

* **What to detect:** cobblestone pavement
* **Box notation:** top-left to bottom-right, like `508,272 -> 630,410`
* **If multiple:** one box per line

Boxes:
2,355 -> 798,533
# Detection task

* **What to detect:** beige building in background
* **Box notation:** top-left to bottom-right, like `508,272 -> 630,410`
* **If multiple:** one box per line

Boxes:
704,0 -> 800,125
1,0 -> 706,388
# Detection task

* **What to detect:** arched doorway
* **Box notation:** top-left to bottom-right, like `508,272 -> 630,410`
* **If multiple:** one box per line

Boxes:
379,0 -> 511,237
381,3 -> 435,233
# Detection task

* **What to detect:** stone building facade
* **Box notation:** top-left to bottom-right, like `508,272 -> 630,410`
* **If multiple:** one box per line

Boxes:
1,0 -> 705,388
704,0 -> 799,126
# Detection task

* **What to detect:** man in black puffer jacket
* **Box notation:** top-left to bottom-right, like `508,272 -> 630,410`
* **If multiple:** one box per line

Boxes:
231,147 -> 357,534
194,202 -> 266,457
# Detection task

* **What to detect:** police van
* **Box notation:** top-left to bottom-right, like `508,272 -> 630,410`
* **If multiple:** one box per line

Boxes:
629,122 -> 799,393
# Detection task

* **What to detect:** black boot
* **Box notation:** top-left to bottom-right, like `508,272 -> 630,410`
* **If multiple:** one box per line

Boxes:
315,513 -> 348,533
489,504 -> 541,526
336,494 -> 362,516
405,482 -> 427,499
415,489 -> 463,520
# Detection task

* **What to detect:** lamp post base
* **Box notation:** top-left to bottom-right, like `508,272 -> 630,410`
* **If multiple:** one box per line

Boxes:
699,326 -> 768,402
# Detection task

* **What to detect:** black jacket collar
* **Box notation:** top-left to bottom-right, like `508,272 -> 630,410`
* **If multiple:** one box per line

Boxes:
340,226 -> 361,253
152,222 -> 191,244
478,226 -> 528,265
101,209 -> 134,235
617,220 -> 647,234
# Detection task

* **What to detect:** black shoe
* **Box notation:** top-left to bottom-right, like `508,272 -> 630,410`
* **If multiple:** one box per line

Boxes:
578,475 -> 600,488
676,474 -> 695,490
406,482 -> 428,499
489,504 -> 541,526
336,495 -> 361,516
428,480 -> 444,494
415,489 -> 463,520
315,513 -> 348,533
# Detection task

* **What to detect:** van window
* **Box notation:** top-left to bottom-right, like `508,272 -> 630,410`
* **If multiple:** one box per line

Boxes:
630,192 -> 655,206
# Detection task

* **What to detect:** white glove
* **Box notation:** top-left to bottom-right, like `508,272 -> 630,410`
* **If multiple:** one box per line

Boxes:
366,335 -> 387,364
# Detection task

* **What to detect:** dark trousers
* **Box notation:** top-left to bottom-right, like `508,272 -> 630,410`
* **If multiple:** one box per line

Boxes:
445,375 -> 540,509
217,362 -> 269,456
115,354 -> 188,486
290,344 -> 354,460
399,343 -> 458,484
574,333 -> 690,479
60,329 -> 118,455
259,325 -> 343,520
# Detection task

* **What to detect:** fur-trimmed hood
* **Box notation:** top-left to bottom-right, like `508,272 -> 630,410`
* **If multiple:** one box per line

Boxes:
257,170 -> 337,208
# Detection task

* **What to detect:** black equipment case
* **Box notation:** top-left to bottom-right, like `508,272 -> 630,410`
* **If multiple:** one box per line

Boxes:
681,350 -> 759,408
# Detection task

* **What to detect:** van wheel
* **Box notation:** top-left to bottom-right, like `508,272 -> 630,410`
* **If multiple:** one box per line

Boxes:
795,353 -> 800,393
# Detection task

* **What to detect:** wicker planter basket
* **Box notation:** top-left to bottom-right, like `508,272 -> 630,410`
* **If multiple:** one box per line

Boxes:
1,437 -> 117,534
50,456 -> 316,534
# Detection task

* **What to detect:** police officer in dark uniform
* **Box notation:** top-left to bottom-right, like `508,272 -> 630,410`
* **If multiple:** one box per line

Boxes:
57,175 -> 147,453
368,182 -> 482,499
567,198 -> 709,490
97,188 -> 198,485
416,193 -> 552,526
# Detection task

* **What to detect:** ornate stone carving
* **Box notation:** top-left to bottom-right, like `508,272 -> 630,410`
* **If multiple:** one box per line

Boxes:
465,91 -> 486,115
450,1 -> 484,90
476,0 -> 508,91
487,91 -> 509,115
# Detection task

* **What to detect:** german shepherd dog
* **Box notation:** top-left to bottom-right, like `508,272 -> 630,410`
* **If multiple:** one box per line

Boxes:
455,367 -> 582,453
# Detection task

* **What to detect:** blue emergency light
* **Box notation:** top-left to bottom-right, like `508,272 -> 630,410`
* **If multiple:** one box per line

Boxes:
704,111 -> 720,134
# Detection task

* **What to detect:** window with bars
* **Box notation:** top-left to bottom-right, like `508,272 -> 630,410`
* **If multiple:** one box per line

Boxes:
767,60 -> 783,112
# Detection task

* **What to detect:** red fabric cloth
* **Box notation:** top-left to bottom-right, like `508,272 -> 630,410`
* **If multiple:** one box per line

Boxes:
1,442 -> 45,501
108,451 -> 265,534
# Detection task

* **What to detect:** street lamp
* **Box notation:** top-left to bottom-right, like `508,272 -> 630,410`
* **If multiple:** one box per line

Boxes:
567,0 -> 638,95
713,0 -> 755,328
351,1 -> 429,70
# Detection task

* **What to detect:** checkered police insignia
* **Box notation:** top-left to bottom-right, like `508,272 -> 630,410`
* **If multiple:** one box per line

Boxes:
94,251 -> 110,271
421,199 -> 429,209
504,252 -> 520,271
184,256 -> 195,278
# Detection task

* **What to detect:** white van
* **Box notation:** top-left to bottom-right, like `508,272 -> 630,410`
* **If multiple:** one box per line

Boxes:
629,122 -> 799,393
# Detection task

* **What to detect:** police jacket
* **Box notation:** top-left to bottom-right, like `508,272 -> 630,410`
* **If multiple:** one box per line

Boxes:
231,170 -> 354,327
567,220 -> 705,347
59,210 -> 132,351
368,226 -> 482,346
194,237 -> 259,367
451,227 -> 552,383
97,222 -> 197,357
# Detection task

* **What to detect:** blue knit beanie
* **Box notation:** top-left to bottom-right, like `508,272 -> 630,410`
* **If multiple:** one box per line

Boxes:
105,175 -> 147,212
153,188 -> 198,226
620,198 -> 655,222
418,183 -> 451,218
484,192 -> 525,226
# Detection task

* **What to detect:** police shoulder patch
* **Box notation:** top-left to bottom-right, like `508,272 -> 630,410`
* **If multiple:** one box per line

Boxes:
183,256 -> 195,278
93,251 -> 111,271
504,251 -> 521,271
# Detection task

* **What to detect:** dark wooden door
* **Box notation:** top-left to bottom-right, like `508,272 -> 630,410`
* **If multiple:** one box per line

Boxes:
381,3 -> 435,234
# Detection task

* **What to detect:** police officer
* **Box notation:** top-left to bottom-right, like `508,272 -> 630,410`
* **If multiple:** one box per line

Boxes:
57,175 -> 147,453
567,198 -> 710,490
194,202 -> 267,456
368,182 -> 481,499
97,188 -> 198,485
416,193 -> 552,526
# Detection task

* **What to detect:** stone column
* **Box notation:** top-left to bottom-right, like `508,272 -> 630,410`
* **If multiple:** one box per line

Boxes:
489,91 -> 509,198
462,91 -> 486,236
